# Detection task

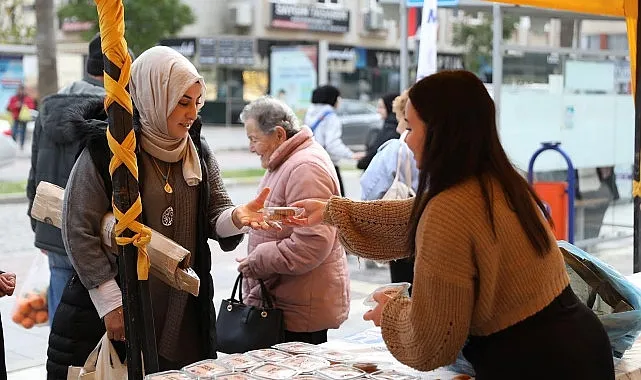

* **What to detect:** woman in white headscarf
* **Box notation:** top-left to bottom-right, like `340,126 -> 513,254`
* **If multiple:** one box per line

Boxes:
47,46 -> 271,377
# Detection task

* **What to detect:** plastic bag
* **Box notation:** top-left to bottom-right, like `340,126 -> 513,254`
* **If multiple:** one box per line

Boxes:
11,253 -> 50,329
68,333 -> 127,380
559,241 -> 641,358
18,104 -> 32,122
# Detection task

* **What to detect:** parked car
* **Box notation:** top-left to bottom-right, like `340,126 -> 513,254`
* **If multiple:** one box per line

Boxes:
336,99 -> 382,151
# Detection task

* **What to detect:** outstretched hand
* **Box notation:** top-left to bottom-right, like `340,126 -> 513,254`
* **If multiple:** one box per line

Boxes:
283,199 -> 329,227
362,291 -> 392,327
232,188 -> 282,231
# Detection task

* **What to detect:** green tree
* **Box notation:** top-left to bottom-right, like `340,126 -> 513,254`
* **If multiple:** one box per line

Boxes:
452,13 -> 519,74
0,0 -> 36,44
57,0 -> 195,55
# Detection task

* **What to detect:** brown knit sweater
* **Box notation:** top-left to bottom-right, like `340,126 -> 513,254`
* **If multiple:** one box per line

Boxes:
323,177 -> 570,372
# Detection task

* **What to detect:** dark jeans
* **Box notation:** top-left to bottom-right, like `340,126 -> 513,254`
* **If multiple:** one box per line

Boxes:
283,329 -> 328,345
334,166 -> 345,196
0,313 -> 6,380
11,120 -> 26,148
463,286 -> 614,380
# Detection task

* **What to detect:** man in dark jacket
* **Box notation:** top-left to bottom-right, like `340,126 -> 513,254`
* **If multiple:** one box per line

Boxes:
357,92 -> 400,170
26,33 -> 107,320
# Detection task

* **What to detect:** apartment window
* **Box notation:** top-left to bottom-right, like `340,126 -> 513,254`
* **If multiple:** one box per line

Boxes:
607,34 -> 628,51
318,0 -> 341,4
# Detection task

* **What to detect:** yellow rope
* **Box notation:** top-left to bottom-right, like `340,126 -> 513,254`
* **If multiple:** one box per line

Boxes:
107,129 -> 152,280
95,0 -> 150,280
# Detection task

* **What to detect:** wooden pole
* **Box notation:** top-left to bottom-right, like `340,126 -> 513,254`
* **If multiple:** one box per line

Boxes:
635,0 -> 641,273
94,1 -> 159,377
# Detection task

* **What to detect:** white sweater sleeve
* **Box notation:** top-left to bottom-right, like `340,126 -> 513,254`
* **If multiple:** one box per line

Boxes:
87,279 -> 122,318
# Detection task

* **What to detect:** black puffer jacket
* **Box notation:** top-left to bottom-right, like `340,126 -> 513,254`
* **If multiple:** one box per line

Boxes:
46,103 -> 243,379
27,94 -> 107,255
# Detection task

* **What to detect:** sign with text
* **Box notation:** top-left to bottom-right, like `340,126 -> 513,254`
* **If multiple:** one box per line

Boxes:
270,3 -> 350,33
198,38 -> 255,66
159,38 -> 197,58
379,0 -> 458,7
365,48 -> 463,71
408,0 -> 458,7
416,0 -> 438,81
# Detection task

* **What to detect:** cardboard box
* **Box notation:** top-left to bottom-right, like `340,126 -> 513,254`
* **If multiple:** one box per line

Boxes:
31,181 -> 200,296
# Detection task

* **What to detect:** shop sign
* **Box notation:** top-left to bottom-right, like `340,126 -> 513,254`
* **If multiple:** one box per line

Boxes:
60,19 -> 94,32
159,38 -> 197,58
328,47 -> 356,73
270,3 -> 350,34
199,38 -> 255,66
437,54 -> 465,70
367,49 -> 464,71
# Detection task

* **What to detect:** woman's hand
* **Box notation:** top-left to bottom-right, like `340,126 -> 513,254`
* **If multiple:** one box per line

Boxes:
363,291 -> 392,327
236,257 -> 257,278
104,306 -> 126,342
232,188 -> 281,231
285,199 -> 329,227
0,272 -> 16,297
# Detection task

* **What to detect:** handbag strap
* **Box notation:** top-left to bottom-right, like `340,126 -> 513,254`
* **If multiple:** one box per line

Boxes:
310,110 -> 334,134
231,273 -> 243,302
396,131 -> 413,188
232,273 -> 276,309
258,279 -> 275,309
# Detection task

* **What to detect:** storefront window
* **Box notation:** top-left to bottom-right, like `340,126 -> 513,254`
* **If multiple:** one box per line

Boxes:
500,51 -> 629,94
503,52 -> 561,84
200,68 -> 218,101
333,69 -> 400,103
242,70 -> 268,102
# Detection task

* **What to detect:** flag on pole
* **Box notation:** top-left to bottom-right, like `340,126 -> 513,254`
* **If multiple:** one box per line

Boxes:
416,0 -> 438,82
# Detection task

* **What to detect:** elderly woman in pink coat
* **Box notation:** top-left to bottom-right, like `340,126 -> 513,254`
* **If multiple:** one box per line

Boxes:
236,96 -> 350,344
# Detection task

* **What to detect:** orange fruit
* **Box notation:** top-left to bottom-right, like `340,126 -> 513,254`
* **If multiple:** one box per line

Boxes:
21,317 -> 35,329
35,310 -> 48,324
11,311 -> 22,324
18,300 -> 31,316
29,295 -> 45,310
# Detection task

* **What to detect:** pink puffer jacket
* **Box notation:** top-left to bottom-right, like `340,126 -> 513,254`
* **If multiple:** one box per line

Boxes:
243,126 -> 350,332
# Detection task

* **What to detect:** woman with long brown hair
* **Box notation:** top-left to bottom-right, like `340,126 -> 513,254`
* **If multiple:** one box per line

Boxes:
288,71 -> 614,379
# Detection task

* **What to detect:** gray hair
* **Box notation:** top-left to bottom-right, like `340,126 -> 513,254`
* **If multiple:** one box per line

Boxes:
239,96 -> 301,139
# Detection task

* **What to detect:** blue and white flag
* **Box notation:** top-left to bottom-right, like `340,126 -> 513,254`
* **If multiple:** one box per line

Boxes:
416,0 -> 438,82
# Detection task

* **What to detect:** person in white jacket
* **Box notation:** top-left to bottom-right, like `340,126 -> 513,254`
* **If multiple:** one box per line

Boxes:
304,85 -> 363,195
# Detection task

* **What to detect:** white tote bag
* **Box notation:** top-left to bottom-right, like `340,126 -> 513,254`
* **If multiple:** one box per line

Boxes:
67,333 -> 127,380
382,132 -> 416,200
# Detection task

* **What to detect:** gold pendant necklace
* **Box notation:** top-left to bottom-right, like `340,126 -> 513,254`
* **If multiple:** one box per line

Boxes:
152,157 -> 173,194
151,157 -> 174,227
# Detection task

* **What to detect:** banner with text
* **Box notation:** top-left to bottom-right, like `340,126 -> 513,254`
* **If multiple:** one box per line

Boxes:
416,0 -> 438,82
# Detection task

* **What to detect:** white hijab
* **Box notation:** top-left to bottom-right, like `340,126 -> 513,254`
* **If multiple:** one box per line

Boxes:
130,46 -> 205,185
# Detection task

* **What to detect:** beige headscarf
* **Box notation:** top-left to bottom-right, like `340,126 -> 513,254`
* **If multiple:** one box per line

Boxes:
130,46 -> 205,186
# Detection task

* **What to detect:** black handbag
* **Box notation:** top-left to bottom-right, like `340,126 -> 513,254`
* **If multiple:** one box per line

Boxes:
216,273 -> 284,354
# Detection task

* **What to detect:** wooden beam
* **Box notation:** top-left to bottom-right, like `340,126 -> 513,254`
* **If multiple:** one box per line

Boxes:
634,0 -> 641,273
94,0 -> 159,377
